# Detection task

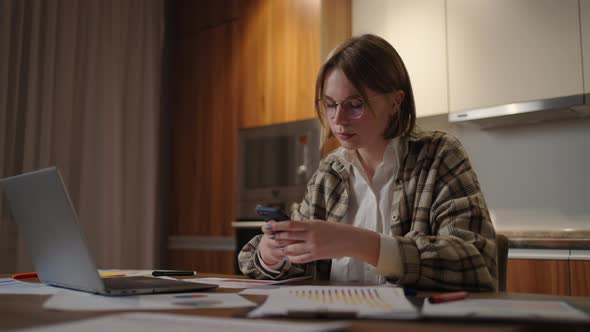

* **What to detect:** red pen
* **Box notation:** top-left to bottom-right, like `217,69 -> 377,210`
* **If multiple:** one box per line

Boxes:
11,272 -> 38,279
428,291 -> 468,304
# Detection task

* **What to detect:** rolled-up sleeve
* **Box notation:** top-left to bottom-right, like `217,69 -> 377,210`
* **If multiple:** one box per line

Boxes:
374,234 -> 403,278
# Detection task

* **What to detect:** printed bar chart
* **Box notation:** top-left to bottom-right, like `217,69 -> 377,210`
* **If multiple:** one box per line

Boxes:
289,288 -> 393,310
249,286 -> 419,319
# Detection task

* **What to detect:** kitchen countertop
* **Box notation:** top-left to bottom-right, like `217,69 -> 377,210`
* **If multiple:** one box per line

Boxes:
488,209 -> 590,249
498,230 -> 590,250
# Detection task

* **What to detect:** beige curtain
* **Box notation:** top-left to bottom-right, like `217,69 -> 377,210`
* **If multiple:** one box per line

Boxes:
0,0 -> 165,272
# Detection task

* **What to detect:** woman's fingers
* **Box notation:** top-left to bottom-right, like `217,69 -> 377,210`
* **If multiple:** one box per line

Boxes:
263,220 -> 354,264
269,220 -> 310,232
262,221 -> 306,242
266,220 -> 312,242
283,242 -> 309,256
265,235 -> 299,249
259,236 -> 287,265
267,247 -> 286,260
287,253 -> 314,264
261,221 -> 275,234
271,231 -> 307,241
273,239 -> 298,247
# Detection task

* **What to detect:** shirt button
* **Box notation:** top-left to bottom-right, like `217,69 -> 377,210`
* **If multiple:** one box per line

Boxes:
392,214 -> 399,221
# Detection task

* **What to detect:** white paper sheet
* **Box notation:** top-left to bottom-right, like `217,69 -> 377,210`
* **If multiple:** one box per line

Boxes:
248,286 -> 419,319
43,290 -> 256,311
239,286 -> 281,295
16,312 -> 348,332
184,276 -> 311,289
422,298 -> 590,322
238,281 -> 400,296
0,278 -> 59,295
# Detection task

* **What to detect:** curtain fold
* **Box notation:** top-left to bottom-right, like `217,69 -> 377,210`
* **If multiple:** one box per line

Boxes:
0,0 -> 165,272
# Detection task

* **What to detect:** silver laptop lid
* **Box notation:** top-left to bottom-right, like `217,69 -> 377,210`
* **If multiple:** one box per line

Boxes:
0,167 -> 105,293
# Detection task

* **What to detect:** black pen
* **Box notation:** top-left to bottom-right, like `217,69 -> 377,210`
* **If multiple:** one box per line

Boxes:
152,270 -> 196,277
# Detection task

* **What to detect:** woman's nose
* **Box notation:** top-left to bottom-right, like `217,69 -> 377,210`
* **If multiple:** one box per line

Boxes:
332,104 -> 348,125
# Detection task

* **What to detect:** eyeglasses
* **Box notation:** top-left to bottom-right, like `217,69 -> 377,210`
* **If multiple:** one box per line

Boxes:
316,93 -> 388,120
316,97 -> 366,120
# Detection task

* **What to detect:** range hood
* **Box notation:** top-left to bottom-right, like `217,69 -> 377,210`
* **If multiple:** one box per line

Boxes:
448,94 -> 590,128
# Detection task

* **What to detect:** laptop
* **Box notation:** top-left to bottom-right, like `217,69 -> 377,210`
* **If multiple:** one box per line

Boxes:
0,167 -> 218,296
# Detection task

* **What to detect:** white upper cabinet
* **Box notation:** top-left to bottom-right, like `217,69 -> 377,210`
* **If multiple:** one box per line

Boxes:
447,0 -> 584,113
352,0 -> 448,118
582,0 -> 590,95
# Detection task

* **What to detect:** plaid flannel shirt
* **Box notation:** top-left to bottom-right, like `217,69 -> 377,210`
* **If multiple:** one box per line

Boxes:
238,130 -> 498,291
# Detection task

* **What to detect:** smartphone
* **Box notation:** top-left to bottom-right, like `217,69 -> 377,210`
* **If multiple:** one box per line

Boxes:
255,205 -> 290,222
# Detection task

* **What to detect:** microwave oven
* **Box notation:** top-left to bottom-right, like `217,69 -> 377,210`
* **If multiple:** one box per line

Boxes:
236,118 -> 322,219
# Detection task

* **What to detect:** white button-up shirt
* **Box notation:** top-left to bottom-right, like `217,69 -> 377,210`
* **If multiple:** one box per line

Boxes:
259,139 -> 404,282
330,138 -> 403,284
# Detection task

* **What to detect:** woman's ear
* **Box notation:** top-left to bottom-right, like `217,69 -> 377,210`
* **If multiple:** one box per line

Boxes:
393,90 -> 405,107
388,90 -> 405,116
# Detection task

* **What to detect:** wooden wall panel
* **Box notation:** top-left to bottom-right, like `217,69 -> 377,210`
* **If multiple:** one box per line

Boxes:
236,0 -> 270,129
570,260 -> 590,297
238,0 -> 322,128
168,1 -> 240,274
170,20 -> 238,237
169,250 -> 235,275
170,39 -> 199,235
320,0 -> 351,61
507,259 -> 570,296
198,22 -> 239,237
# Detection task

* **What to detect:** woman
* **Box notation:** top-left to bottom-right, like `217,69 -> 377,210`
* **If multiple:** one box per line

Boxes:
238,34 -> 497,291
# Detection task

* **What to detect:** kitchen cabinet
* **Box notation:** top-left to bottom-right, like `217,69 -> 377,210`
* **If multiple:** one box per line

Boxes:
352,0 -> 448,118
169,2 -> 241,274
170,14 -> 239,236
570,260 -> 590,296
582,0 -> 590,96
238,0 -> 351,128
447,0 -> 583,113
238,0 -> 320,128
507,249 -> 590,296
570,251 -> 590,297
507,258 -> 570,296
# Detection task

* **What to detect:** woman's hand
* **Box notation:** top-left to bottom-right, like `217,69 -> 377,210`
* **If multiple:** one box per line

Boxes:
268,220 -> 380,265
258,221 -> 299,266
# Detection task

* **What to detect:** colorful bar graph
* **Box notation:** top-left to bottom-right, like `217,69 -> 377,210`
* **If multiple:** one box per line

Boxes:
288,287 -> 393,310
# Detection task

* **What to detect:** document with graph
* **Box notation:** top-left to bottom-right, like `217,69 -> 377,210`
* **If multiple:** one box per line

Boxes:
248,286 -> 419,319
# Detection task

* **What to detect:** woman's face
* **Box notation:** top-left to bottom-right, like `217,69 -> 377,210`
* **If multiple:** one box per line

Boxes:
322,68 -> 401,151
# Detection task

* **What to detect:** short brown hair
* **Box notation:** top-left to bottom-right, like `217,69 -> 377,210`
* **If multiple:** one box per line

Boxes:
315,34 -> 416,142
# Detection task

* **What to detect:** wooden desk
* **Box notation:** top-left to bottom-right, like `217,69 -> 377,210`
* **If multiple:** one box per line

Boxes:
1,273 -> 589,332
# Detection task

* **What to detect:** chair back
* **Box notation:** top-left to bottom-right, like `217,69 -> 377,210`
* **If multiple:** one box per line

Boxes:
496,233 -> 509,292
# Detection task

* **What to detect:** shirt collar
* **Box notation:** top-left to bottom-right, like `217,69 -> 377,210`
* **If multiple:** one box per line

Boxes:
335,136 -> 405,174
